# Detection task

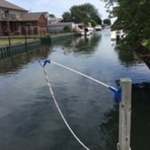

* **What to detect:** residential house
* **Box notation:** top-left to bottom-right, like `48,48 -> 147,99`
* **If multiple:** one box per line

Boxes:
48,17 -> 62,24
19,12 -> 48,35
0,0 -> 27,35
39,11 -> 51,26
0,0 -> 48,35
48,22 -> 75,33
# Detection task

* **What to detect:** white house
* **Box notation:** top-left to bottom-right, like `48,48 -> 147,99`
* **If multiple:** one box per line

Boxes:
47,22 -> 75,33
48,17 -> 62,24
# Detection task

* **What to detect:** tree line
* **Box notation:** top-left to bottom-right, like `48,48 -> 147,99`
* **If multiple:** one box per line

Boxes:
49,3 -> 111,27
61,3 -> 111,27
100,0 -> 150,48
62,3 -> 102,26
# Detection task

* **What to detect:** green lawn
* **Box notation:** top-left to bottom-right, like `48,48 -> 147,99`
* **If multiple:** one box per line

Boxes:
0,33 -> 74,46
0,34 -> 46,39
0,39 -> 26,46
0,33 -> 73,39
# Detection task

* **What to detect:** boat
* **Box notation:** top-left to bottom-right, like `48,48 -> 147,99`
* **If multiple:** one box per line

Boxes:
79,27 -> 93,36
94,25 -> 102,31
105,25 -> 111,29
110,30 -> 126,40
110,31 -> 117,40
80,31 -> 91,36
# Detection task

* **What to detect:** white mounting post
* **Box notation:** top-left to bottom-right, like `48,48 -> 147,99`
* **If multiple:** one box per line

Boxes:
117,78 -> 132,150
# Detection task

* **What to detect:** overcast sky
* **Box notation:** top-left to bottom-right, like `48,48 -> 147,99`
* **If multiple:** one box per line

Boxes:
8,0 -> 109,19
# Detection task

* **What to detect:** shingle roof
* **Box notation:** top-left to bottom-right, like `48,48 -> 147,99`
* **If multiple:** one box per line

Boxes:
0,0 -> 27,12
48,22 -> 74,26
20,12 -> 45,21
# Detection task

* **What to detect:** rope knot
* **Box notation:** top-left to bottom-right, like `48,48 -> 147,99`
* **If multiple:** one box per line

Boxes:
43,59 -> 51,66
39,59 -> 51,66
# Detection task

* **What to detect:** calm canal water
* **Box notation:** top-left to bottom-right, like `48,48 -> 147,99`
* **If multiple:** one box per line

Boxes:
0,29 -> 150,150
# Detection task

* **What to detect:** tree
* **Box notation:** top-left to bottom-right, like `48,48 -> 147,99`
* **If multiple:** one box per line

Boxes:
49,14 -> 56,18
63,26 -> 71,32
90,19 -> 97,27
100,0 -> 150,48
103,18 -> 111,25
62,3 -> 102,25
92,14 -> 102,25
62,12 -> 71,22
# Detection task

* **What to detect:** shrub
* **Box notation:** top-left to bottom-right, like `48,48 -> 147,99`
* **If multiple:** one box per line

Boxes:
63,26 -> 71,32
90,19 -> 97,27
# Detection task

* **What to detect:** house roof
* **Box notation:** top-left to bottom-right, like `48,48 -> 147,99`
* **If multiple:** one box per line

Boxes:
34,12 -> 49,18
40,12 -> 48,16
20,12 -> 45,21
48,22 -> 74,26
49,18 -> 62,21
0,0 -> 28,12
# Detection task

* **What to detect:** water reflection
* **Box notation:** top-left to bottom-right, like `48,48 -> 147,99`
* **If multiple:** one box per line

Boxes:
131,82 -> 150,150
114,46 -> 143,67
115,45 -> 150,70
100,105 -> 118,150
99,82 -> 150,150
0,46 -> 51,74
0,30 -> 150,150
0,35 -> 101,74
61,34 -> 101,55
74,35 -> 101,54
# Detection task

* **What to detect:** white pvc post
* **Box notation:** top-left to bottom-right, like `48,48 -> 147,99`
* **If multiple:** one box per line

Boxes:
117,78 -> 132,150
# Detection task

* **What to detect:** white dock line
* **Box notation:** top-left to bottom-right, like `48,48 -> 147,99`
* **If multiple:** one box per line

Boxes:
51,61 -> 109,88
42,66 -> 90,150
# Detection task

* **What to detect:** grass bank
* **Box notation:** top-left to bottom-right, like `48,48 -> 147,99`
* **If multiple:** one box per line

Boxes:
0,33 -> 73,39
0,39 -> 25,46
0,33 -> 74,46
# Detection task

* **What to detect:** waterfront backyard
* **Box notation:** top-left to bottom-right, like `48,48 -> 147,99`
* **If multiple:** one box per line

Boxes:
0,29 -> 150,150
0,33 -> 73,47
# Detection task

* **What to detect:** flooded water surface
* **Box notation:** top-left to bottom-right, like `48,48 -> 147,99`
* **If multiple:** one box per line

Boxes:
0,29 -> 150,150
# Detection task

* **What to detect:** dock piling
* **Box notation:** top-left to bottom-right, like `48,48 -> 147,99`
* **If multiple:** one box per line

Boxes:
117,78 -> 132,150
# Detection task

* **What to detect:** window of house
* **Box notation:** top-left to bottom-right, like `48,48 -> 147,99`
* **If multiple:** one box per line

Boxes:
25,23 -> 32,29
3,9 -> 9,18
14,23 -> 19,31
12,23 -> 19,32
25,23 -> 32,26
